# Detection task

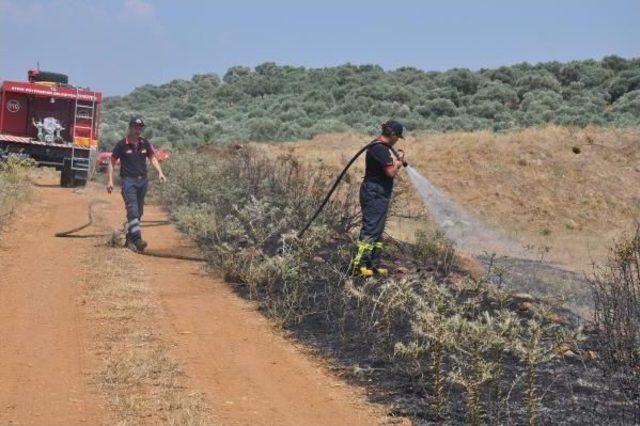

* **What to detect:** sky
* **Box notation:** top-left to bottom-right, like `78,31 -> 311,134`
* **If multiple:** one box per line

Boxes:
1,0 -> 639,96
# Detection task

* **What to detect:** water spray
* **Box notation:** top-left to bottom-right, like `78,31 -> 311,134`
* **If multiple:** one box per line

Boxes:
404,167 -> 525,255
297,141 -> 407,238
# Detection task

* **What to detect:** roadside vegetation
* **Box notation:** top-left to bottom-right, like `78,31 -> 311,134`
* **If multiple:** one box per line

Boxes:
0,156 -> 33,230
158,147 -> 639,424
101,55 -> 640,148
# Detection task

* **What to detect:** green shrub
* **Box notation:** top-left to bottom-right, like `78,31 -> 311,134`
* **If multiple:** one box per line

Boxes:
519,90 -> 563,126
516,71 -> 562,98
472,81 -> 519,108
613,90 -> 640,116
101,57 -> 640,147
416,98 -> 457,118
608,69 -> 640,101
247,118 -> 280,141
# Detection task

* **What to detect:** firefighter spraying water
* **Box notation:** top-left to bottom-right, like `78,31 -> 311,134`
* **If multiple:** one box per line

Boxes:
298,120 -> 527,276
352,120 -> 406,277
298,120 -> 408,277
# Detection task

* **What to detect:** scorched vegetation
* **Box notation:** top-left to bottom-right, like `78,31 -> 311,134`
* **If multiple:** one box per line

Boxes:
158,147 -> 639,424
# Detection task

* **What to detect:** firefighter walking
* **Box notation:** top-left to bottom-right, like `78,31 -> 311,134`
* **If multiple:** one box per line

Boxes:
107,117 -> 166,252
352,120 -> 405,277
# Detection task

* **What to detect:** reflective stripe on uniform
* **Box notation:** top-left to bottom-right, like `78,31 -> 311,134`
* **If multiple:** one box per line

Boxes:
352,241 -> 373,269
128,218 -> 141,234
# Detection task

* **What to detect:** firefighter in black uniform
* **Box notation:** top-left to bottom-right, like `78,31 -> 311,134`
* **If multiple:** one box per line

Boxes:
107,117 -> 166,252
352,120 -> 405,277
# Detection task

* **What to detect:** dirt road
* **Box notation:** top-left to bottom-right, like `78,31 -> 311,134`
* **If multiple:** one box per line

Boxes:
0,174 -> 386,425
0,183 -> 104,424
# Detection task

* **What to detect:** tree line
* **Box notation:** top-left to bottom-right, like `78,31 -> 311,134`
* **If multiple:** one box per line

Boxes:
100,55 -> 640,150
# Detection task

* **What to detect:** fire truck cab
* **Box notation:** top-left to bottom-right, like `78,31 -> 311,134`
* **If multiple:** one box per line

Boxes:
0,69 -> 102,187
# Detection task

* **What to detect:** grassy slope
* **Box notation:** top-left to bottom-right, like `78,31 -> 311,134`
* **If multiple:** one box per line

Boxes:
269,126 -> 640,271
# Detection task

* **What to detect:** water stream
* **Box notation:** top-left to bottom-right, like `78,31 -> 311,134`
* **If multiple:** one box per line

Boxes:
404,165 -> 590,316
404,165 -> 527,258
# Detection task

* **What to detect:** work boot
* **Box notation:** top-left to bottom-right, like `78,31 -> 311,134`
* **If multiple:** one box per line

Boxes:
135,239 -> 148,252
373,267 -> 389,277
126,240 -> 138,252
126,239 -> 147,253
352,241 -> 374,275
358,266 -> 375,278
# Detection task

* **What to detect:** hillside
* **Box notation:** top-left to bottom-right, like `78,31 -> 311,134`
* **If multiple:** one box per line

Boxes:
100,56 -> 640,149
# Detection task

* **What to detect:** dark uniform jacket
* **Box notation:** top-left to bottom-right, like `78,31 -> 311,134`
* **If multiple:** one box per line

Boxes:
111,137 -> 155,178
363,140 -> 395,196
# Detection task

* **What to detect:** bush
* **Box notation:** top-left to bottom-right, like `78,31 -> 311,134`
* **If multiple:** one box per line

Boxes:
466,100 -> 509,120
519,90 -> 563,126
590,229 -> 640,387
416,98 -> 457,118
553,92 -> 608,126
516,71 -> 562,98
608,69 -> 640,101
472,81 -> 519,108
247,118 -> 280,141
441,68 -> 482,95
612,90 -> 640,116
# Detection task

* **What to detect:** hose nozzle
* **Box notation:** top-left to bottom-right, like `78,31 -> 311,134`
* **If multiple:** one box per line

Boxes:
389,147 -> 408,167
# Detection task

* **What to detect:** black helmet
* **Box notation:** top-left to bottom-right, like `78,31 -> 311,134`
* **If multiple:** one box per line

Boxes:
381,120 -> 404,138
128,116 -> 145,127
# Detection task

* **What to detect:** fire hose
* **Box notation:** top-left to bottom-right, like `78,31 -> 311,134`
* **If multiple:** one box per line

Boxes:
54,199 -> 110,238
55,199 -> 206,262
297,142 -> 408,238
55,141 -> 405,257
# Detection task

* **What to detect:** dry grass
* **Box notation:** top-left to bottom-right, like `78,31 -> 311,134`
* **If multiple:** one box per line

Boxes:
0,156 -> 34,230
268,126 -> 640,271
82,245 -> 210,425
589,227 -> 640,406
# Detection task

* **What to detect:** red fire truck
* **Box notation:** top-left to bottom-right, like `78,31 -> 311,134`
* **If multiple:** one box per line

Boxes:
0,69 -> 102,187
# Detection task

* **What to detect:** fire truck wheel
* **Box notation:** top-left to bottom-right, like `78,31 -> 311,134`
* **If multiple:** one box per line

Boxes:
72,169 -> 89,187
60,161 -> 74,187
